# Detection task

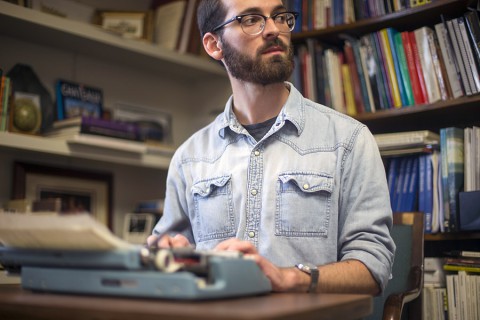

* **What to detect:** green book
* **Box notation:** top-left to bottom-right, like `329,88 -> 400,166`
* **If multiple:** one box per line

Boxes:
393,29 -> 415,106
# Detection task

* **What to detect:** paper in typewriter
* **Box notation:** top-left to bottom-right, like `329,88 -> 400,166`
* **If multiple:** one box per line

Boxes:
0,213 -> 135,250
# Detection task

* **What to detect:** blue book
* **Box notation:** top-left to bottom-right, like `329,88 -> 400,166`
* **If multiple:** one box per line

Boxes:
398,156 -> 413,212
393,157 -> 407,212
405,156 -> 419,211
387,157 -> 399,208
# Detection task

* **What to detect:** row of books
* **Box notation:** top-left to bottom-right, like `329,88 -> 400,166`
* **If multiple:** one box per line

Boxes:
292,10 -> 480,115
285,0 -> 433,31
423,252 -> 480,320
380,127 -> 479,233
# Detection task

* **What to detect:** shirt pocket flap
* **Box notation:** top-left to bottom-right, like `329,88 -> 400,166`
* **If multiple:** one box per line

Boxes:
191,175 -> 232,197
279,173 -> 334,194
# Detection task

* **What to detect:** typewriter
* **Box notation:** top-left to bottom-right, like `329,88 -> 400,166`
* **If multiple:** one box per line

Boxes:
0,213 -> 271,300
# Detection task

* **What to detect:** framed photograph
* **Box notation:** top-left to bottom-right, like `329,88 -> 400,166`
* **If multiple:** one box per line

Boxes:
123,213 -> 154,244
99,11 -> 152,41
12,162 -> 113,229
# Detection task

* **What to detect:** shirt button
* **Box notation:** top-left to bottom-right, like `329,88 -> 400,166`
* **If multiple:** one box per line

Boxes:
251,189 -> 258,196
303,184 -> 310,190
254,150 -> 260,156
248,231 -> 255,238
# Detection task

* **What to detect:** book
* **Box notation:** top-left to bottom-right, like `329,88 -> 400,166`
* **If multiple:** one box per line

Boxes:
0,213 -> 134,250
341,64 -> 357,116
373,31 -> 394,108
55,79 -> 103,121
379,29 -> 402,108
392,29 -> 415,106
176,0 -> 197,54
387,28 -> 410,107
343,41 -> 365,114
434,22 -> 465,99
407,30 -> 429,105
452,17 -> 479,94
414,27 -> 442,104
445,17 -> 472,96
457,17 -> 480,92
440,127 -> 465,232
374,130 -> 440,151
427,27 -> 450,101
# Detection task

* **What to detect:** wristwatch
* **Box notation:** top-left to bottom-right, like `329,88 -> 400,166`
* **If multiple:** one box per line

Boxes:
295,263 -> 319,293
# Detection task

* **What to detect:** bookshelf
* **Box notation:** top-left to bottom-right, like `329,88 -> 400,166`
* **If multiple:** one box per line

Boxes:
291,0 -> 480,260
0,1 -> 231,235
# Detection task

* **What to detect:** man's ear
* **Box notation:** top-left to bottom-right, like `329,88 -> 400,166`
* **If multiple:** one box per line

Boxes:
202,32 -> 223,61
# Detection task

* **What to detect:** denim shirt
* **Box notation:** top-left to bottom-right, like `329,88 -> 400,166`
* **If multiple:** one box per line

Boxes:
153,83 -> 396,292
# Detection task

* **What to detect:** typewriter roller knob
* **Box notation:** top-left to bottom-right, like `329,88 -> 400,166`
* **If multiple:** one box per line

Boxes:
154,249 -> 182,272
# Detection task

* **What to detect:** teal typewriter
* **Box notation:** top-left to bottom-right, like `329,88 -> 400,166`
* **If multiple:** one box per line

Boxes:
0,213 -> 271,300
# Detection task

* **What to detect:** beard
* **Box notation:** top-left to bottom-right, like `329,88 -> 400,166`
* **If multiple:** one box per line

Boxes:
221,37 -> 294,85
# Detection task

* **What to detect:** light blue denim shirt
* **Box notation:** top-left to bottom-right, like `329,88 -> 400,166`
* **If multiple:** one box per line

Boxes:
153,82 -> 395,292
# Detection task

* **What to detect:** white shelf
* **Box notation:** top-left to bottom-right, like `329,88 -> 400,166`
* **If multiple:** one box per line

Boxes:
0,132 -> 172,169
0,1 -> 226,81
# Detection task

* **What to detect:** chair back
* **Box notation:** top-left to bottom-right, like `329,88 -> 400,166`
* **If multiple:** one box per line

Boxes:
366,212 -> 424,320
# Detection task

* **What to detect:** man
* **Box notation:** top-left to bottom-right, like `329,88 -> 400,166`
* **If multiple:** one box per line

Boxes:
148,0 -> 395,295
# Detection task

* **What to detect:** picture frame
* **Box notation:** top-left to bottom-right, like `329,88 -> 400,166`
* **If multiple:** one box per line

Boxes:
99,11 -> 153,41
12,162 -> 113,229
122,213 -> 154,245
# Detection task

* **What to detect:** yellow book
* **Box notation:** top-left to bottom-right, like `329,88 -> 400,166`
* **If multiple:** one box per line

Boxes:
341,65 -> 357,116
379,29 -> 402,108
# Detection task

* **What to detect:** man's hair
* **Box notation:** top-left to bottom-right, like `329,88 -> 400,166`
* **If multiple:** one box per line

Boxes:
197,0 -> 228,38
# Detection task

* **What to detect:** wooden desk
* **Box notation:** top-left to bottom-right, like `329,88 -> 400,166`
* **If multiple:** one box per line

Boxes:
0,284 -> 372,320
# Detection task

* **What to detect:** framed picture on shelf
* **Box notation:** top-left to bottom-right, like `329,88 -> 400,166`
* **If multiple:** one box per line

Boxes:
12,162 -> 113,229
99,11 -> 153,41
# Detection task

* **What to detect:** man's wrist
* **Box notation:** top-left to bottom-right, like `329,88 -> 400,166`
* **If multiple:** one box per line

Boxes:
295,263 -> 319,293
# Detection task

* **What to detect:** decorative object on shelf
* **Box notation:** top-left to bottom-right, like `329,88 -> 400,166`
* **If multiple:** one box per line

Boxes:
30,0 -> 96,23
55,79 -> 103,121
12,162 -> 113,229
6,64 -> 55,133
113,102 -> 173,145
122,213 -> 154,245
10,91 -> 42,135
97,10 -> 154,42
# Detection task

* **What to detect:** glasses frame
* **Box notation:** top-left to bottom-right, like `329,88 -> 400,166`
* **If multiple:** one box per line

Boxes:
211,11 -> 299,35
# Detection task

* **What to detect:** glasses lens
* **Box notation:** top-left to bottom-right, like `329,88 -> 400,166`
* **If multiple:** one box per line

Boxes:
275,13 -> 296,32
240,15 -> 265,35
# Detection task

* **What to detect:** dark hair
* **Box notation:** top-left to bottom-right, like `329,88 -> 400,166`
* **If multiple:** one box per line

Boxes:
197,0 -> 228,38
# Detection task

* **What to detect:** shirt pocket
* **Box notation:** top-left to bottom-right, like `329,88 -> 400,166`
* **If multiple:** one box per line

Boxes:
275,172 -> 334,237
191,174 -> 236,242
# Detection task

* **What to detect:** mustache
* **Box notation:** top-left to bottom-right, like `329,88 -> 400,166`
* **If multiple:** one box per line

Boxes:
257,38 -> 290,54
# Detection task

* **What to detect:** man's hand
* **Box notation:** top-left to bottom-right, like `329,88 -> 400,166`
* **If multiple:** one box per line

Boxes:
215,238 -> 305,292
146,234 -> 191,248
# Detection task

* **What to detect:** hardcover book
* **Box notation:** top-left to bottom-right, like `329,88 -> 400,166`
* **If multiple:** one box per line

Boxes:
55,80 -> 103,120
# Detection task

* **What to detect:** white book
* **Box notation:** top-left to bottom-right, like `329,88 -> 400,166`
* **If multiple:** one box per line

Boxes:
434,22 -> 464,98
414,27 -> 442,103
457,17 -> 480,91
374,130 -> 440,150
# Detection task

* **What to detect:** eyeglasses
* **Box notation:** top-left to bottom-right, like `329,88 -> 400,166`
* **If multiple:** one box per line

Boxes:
211,11 -> 299,35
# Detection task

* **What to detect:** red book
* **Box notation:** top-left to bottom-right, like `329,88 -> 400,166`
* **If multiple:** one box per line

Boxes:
407,31 -> 429,104
343,42 -> 365,114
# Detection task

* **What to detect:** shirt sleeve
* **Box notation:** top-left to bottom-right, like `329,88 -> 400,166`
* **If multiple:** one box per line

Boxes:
338,126 -> 396,293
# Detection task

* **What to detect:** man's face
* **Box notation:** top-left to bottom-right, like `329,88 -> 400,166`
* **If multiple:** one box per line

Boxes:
218,0 -> 294,85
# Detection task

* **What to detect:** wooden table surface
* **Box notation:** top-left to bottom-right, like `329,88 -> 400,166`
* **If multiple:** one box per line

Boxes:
0,284 -> 372,320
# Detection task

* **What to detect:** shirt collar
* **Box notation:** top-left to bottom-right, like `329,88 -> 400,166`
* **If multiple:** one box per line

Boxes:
216,82 -> 305,139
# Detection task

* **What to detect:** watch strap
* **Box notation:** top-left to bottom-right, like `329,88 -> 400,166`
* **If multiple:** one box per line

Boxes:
296,263 -> 319,293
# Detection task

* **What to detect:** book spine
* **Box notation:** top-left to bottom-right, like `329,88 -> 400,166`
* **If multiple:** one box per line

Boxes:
374,31 -> 395,108
387,28 -> 409,107
457,17 -> 480,92
440,129 -> 451,232
393,29 -> 415,106
369,33 -> 389,110
445,127 -> 465,232
446,18 -> 472,95
408,31 -> 430,104
427,29 -> 449,101
343,41 -> 365,114
379,29 -> 403,108
414,27 -> 441,104
434,22 -> 465,99
452,18 -> 478,94
350,39 -> 373,112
